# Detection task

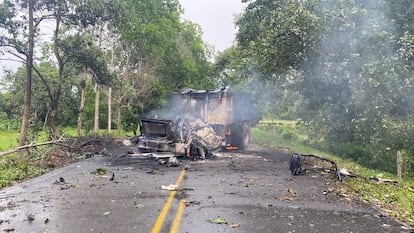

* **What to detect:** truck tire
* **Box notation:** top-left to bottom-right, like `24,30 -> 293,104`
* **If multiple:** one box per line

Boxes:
232,124 -> 250,150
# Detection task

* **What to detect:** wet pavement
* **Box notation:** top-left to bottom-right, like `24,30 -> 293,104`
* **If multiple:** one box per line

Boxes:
0,144 -> 411,233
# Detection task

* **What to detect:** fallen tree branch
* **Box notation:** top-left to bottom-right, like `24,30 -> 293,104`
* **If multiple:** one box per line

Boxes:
0,135 -> 67,157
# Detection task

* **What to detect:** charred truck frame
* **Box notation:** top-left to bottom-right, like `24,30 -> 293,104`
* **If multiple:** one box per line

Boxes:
135,87 -> 259,158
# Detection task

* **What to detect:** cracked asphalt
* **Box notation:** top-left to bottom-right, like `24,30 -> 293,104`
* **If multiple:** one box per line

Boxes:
0,144 -> 411,233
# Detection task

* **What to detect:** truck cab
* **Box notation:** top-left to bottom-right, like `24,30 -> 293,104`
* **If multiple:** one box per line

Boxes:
135,87 -> 259,157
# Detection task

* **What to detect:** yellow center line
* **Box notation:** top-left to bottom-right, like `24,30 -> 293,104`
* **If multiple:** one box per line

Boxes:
170,199 -> 186,233
150,169 -> 186,233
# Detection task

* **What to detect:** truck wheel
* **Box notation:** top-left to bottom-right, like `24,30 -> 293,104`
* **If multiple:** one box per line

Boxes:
232,125 -> 250,150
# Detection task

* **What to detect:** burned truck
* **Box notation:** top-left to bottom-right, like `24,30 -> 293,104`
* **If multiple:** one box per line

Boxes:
133,87 -> 259,158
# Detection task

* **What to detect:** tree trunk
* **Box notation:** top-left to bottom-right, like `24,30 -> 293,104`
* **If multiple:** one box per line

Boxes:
19,0 -> 34,146
107,87 -> 112,134
93,24 -> 104,137
107,40 -> 114,134
49,103 -> 58,139
117,105 -> 122,136
94,83 -> 100,136
49,16 -> 63,140
77,70 -> 87,137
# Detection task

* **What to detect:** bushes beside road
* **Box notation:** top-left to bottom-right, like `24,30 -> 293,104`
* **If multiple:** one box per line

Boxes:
252,120 -> 414,227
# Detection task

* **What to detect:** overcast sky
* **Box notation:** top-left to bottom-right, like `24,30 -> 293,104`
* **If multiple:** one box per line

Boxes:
0,1 -> 245,78
179,0 -> 245,52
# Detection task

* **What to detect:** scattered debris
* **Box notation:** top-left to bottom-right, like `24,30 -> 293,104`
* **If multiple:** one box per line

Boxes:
177,187 -> 195,191
3,228 -> 15,232
294,153 -> 414,192
53,177 -> 66,185
209,218 -> 228,224
289,152 -> 344,180
166,157 -> 180,167
147,169 -> 158,174
92,167 -> 107,175
241,175 -> 257,181
158,159 -> 167,165
103,211 -> 111,216
59,184 -> 75,190
228,223 -> 240,228
289,153 -> 302,175
280,188 -> 298,202
27,213 -> 35,221
127,147 -> 139,154
133,203 -> 144,209
184,200 -> 200,206
209,218 -> 240,228
161,184 -> 179,191
288,188 -> 298,197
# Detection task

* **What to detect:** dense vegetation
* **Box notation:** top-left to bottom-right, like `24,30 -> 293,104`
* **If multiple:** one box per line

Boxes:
227,0 -> 414,178
0,0 -> 214,141
253,120 -> 414,226
1,0 -> 414,179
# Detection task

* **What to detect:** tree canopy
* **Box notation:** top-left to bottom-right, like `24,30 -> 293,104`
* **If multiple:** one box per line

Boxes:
233,0 -> 414,175
0,0 -> 214,140
2,0 -> 414,176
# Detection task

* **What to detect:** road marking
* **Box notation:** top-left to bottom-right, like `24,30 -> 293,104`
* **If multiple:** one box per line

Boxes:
170,199 -> 186,233
150,169 -> 186,233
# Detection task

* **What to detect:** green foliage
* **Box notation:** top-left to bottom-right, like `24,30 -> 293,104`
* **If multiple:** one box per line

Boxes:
0,130 -> 19,151
91,167 -> 107,175
253,120 -> 305,149
231,0 -> 414,176
113,0 -> 212,92
346,179 -> 414,226
0,154 -> 43,188
1,0 -> 215,138
60,33 -> 113,86
253,120 -> 414,226
236,0 -> 319,75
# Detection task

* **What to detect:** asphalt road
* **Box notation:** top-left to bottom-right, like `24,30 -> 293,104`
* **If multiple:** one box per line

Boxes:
0,144 -> 411,233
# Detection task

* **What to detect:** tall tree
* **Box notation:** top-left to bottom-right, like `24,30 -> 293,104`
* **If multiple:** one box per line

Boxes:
103,0 -> 214,133
234,0 -> 414,173
0,0 -> 37,145
22,0 -> 34,145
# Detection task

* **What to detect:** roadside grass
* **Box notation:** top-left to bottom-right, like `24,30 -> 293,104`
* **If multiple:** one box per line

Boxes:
0,153 -> 44,188
252,119 -> 414,227
0,128 -> 127,189
0,127 -> 128,152
0,130 -> 19,151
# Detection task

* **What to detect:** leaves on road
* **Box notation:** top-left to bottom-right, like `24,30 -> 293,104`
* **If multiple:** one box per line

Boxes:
209,218 -> 240,228
209,218 -> 228,224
